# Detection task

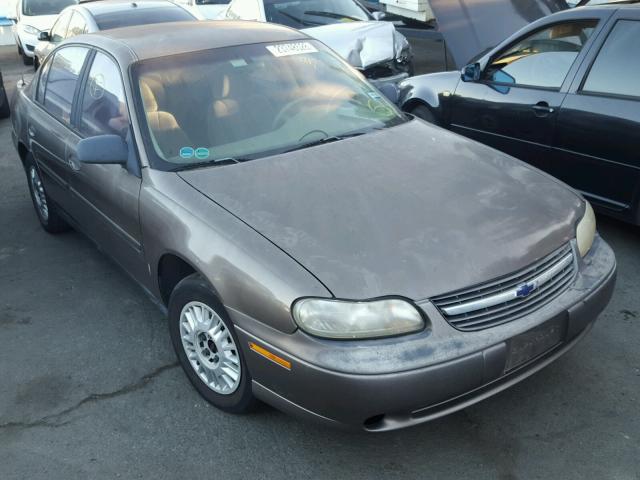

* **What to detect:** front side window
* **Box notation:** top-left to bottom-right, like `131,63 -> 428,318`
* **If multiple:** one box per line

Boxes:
66,11 -> 87,38
43,46 -> 88,124
583,20 -> 640,99
263,0 -> 370,28
50,10 -> 72,42
79,52 -> 129,138
133,40 -> 405,170
484,20 -> 598,89
22,0 -> 76,16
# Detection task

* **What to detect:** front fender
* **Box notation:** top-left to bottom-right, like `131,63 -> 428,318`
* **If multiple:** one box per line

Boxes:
398,71 -> 461,125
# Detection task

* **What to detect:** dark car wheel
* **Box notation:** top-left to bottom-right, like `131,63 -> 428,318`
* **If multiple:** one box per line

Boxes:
22,53 -> 34,66
168,274 -> 257,413
411,104 -> 437,124
0,75 -> 9,119
33,56 -> 40,71
25,154 -> 70,233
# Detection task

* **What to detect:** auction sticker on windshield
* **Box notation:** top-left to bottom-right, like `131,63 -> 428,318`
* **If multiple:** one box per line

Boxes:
266,42 -> 318,57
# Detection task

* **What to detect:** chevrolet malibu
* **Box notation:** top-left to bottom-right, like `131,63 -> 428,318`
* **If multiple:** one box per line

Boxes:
11,21 -> 616,431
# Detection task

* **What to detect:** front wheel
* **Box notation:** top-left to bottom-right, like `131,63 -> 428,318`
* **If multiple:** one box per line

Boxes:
168,274 -> 257,413
410,104 -> 437,124
22,53 -> 34,66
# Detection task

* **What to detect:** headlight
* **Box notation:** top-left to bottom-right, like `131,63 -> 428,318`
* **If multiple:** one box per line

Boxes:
22,24 -> 40,35
292,298 -> 425,339
576,200 -> 596,257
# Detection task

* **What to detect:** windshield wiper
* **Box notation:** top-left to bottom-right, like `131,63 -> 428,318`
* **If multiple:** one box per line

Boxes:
277,10 -> 322,26
303,10 -> 362,22
282,130 -> 377,154
172,157 -> 247,172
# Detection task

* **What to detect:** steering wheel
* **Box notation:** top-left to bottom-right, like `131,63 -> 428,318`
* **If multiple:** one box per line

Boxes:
272,97 -> 318,130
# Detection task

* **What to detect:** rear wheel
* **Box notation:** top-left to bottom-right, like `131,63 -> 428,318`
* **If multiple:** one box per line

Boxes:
168,274 -> 257,413
25,154 -> 70,233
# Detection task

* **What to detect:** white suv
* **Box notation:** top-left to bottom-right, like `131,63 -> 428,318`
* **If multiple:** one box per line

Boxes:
11,0 -> 77,65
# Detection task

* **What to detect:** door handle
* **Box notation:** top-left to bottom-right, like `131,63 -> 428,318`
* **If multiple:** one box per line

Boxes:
28,126 -> 36,137
532,102 -> 555,116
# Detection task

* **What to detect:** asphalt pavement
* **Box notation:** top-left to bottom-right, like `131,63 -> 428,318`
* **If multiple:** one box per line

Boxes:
1,45 -> 639,480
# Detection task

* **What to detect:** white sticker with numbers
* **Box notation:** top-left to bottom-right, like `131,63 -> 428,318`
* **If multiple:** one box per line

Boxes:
266,42 -> 318,57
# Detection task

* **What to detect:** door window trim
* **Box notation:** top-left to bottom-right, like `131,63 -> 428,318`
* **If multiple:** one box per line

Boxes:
479,19 -> 601,93
577,19 -> 640,102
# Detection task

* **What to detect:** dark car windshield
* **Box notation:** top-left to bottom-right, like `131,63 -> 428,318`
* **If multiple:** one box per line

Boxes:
133,40 -> 405,170
264,0 -> 370,28
22,0 -> 76,16
94,6 -> 195,30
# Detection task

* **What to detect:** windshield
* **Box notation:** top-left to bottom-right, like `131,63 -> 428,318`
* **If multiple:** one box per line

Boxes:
133,40 -> 406,171
22,0 -> 76,16
264,0 -> 370,28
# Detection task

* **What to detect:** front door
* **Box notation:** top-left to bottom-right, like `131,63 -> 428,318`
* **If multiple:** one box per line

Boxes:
450,19 -> 599,172
552,15 -> 640,217
66,50 -> 147,282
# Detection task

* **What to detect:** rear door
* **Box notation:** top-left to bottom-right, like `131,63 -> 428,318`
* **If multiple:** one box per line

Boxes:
552,12 -> 640,218
450,18 -> 601,172
29,45 -> 89,212
66,49 -> 147,281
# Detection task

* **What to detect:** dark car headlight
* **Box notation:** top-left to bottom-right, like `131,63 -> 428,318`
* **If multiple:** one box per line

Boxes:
292,298 -> 425,339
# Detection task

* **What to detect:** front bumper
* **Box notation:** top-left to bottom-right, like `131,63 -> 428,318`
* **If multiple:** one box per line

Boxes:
232,236 -> 616,431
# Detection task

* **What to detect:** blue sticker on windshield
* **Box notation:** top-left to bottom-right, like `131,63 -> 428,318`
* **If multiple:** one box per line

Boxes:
180,147 -> 194,159
195,147 -> 210,160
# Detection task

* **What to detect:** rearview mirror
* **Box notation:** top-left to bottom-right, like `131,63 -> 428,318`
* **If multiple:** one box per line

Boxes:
37,31 -> 50,42
77,135 -> 128,165
371,11 -> 386,21
461,63 -> 481,82
378,83 -> 399,104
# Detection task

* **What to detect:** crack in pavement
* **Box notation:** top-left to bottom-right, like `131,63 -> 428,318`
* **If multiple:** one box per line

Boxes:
0,362 -> 179,431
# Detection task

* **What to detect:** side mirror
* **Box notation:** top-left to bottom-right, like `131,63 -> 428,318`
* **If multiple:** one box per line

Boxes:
461,62 -> 481,82
378,83 -> 399,104
371,11 -> 386,21
77,135 -> 128,165
37,31 -> 50,41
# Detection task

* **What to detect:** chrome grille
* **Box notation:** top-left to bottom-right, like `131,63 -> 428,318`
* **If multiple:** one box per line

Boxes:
431,244 -> 576,331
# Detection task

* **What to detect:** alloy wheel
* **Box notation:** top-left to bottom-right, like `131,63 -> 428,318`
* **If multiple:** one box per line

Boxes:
29,166 -> 49,221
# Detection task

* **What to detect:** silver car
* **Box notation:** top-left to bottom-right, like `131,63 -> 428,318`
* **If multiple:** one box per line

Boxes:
11,21 -> 616,431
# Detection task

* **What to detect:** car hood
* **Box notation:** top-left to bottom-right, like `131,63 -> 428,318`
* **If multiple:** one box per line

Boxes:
429,0 -> 568,68
19,14 -> 58,31
304,21 -> 408,69
178,120 -> 583,301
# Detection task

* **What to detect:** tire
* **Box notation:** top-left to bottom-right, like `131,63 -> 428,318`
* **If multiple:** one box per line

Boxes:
33,56 -> 39,71
17,44 -> 23,56
410,104 -> 437,125
0,75 -> 9,119
168,274 -> 257,413
24,154 -> 71,233
22,53 -> 34,66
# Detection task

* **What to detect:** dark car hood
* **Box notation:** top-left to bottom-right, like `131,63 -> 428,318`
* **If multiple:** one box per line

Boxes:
179,120 -> 583,301
429,0 -> 569,68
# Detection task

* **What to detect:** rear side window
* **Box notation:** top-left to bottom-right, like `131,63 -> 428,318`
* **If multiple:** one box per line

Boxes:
583,20 -> 640,99
79,52 -> 129,138
94,7 -> 195,29
484,20 -> 598,89
66,11 -> 88,38
43,46 -> 89,124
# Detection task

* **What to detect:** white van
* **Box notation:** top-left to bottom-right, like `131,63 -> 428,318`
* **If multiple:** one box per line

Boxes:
11,0 -> 77,64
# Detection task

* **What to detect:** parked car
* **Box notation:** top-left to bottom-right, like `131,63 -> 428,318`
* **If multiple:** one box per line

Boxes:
33,0 -> 198,70
11,21 -> 616,431
171,0 -> 229,20
0,71 -> 9,118
398,5 -> 640,225
10,0 -> 78,65
220,0 -> 413,86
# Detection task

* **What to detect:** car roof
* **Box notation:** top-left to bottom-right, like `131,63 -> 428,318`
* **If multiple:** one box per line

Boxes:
70,20 -> 309,62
